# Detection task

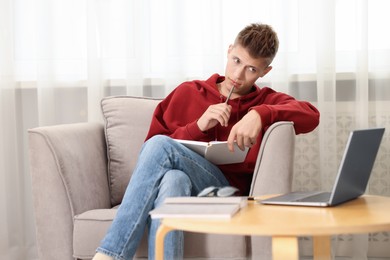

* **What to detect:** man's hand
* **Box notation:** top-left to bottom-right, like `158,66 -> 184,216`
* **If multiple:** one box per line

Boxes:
227,110 -> 262,151
197,103 -> 232,132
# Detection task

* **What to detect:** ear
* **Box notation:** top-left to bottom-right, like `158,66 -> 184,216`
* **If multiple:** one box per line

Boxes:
228,44 -> 234,54
261,66 -> 272,77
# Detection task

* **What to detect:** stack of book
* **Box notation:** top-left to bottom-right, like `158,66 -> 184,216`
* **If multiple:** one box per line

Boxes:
149,196 -> 247,219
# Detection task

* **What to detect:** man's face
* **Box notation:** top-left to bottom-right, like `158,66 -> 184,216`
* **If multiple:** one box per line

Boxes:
222,44 -> 272,97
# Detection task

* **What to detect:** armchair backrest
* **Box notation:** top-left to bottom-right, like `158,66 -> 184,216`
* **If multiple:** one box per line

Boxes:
101,96 -> 161,206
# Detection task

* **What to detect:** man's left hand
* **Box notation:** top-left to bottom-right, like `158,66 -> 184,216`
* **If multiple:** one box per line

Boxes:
227,110 -> 262,151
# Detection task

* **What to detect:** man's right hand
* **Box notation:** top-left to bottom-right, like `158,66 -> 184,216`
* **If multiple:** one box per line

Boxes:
197,103 -> 232,132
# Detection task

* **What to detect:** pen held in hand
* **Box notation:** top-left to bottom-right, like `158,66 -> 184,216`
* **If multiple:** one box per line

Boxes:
225,86 -> 235,104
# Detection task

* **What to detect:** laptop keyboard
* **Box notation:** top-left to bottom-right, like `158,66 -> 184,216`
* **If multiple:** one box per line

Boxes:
294,192 -> 331,202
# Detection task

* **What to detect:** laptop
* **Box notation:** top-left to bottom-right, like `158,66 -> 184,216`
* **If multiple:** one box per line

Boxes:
260,127 -> 385,207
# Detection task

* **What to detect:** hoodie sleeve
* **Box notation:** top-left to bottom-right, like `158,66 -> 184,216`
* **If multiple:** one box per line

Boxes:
250,89 -> 320,134
144,83 -> 210,141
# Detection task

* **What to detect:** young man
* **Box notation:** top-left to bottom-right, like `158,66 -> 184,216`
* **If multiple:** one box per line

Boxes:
93,23 -> 320,260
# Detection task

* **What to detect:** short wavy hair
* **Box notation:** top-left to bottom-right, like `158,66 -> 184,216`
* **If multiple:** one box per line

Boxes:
234,23 -> 279,66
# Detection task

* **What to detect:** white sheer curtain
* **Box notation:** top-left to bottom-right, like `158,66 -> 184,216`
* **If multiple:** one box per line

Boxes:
1,0 -> 390,259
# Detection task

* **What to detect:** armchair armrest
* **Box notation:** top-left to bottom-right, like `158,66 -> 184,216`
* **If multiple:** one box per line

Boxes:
249,121 -> 295,196
28,122 -> 111,260
248,121 -> 295,259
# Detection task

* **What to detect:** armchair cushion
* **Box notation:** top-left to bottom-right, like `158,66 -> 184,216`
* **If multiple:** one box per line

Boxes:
101,96 -> 161,206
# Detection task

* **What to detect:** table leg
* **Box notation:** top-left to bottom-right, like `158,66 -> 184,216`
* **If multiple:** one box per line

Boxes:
272,236 -> 299,260
313,236 -> 332,260
155,224 -> 174,260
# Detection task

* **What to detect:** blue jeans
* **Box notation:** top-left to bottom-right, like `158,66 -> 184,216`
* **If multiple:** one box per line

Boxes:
96,135 -> 229,260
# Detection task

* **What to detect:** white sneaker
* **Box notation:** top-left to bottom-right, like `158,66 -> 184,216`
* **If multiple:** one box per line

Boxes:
92,252 -> 114,260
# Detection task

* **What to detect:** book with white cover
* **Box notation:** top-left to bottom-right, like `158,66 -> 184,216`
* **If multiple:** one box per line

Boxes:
174,139 -> 249,165
163,196 -> 248,208
149,196 -> 247,219
149,203 -> 241,219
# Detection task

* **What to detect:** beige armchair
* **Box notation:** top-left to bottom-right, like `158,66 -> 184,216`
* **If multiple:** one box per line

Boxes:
28,96 -> 295,260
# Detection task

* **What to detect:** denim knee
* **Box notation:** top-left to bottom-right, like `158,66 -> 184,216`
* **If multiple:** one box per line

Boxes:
145,135 -> 174,149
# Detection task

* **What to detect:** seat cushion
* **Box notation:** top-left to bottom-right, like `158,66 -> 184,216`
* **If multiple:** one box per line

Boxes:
73,208 -> 248,259
101,96 -> 161,206
73,208 -> 148,259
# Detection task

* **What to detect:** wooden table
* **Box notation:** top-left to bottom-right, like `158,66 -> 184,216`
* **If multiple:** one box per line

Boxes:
155,195 -> 390,260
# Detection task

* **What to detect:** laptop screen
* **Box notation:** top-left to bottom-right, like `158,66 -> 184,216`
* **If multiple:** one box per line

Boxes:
329,128 -> 385,205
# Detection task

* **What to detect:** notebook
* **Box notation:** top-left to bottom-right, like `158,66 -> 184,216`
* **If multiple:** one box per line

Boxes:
174,139 -> 249,165
260,127 -> 385,207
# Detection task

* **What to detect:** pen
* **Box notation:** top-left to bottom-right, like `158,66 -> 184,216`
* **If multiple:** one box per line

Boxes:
225,86 -> 235,104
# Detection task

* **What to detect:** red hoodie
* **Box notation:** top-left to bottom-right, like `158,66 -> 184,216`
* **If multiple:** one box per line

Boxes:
145,74 -> 320,195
